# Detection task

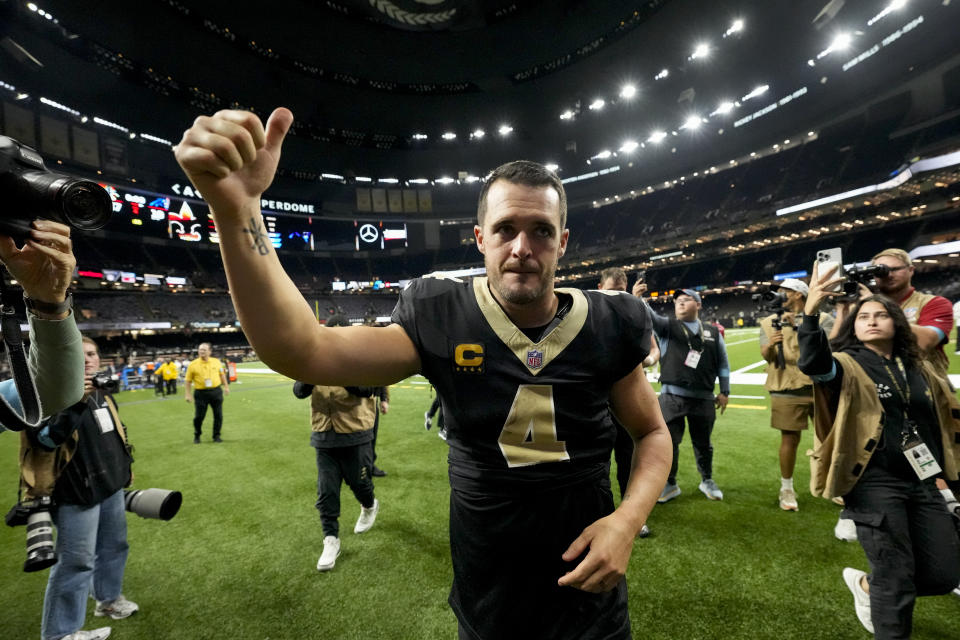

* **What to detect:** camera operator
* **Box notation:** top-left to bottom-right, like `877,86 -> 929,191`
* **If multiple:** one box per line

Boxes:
757,279 -> 834,512
18,336 -> 139,640
633,284 -> 729,504
0,220 -> 84,431
799,260 -> 960,637
867,249 -> 954,379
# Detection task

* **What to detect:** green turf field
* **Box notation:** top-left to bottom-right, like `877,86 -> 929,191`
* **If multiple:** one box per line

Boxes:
1,331 -> 958,639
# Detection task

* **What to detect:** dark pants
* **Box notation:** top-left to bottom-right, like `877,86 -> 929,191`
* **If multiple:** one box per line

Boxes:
844,468 -> 960,639
165,378 -> 177,395
315,443 -> 375,538
612,419 -> 633,501
659,393 -> 716,485
193,387 -> 224,439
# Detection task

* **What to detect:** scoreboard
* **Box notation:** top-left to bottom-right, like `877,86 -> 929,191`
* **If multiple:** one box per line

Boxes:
98,182 -> 411,253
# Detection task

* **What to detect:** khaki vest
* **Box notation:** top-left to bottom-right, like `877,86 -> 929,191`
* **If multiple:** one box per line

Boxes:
19,395 -> 129,501
900,289 -> 950,379
808,351 -> 960,499
759,313 -> 824,392
310,386 -> 377,434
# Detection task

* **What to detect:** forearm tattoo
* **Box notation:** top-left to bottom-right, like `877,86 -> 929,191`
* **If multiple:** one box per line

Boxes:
243,216 -> 270,256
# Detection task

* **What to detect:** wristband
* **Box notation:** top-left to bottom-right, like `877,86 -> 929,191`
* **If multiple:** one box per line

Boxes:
24,293 -> 72,316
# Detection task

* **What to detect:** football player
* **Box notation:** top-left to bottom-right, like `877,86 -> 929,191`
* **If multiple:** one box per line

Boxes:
175,107 -> 671,640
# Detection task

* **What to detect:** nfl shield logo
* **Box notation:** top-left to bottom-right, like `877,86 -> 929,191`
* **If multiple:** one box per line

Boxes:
526,349 -> 544,369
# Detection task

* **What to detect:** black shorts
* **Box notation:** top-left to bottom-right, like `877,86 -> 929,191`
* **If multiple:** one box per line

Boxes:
448,474 -> 631,640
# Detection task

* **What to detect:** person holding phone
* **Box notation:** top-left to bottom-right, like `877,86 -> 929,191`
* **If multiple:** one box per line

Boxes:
799,259 -> 960,637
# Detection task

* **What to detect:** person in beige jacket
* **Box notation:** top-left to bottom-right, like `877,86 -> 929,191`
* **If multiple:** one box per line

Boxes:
798,260 -> 960,639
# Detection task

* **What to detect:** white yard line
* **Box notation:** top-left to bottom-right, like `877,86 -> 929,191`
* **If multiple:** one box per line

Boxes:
732,359 -> 768,374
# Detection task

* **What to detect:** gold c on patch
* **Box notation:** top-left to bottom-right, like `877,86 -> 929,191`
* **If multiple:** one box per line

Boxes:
453,343 -> 484,374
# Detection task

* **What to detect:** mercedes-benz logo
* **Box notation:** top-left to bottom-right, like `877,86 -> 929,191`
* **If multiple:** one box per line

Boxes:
359,224 -> 379,243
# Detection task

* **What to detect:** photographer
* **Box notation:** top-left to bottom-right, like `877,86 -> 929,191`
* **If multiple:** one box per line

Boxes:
0,220 -> 83,431
757,279 -> 833,512
293,315 -> 382,572
634,286 -> 729,504
799,261 -> 960,638
868,249 -> 954,379
19,336 -> 139,640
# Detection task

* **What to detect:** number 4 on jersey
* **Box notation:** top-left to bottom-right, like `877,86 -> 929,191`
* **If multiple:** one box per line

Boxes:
498,385 -> 570,468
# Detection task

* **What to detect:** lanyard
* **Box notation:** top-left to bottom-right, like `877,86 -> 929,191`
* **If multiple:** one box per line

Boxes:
880,356 -> 910,407
680,320 -> 705,354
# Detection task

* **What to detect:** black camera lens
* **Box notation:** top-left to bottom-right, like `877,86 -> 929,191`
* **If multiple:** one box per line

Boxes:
60,181 -> 113,230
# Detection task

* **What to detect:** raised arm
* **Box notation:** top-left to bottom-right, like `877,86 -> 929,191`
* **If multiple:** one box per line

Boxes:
174,108 -> 420,385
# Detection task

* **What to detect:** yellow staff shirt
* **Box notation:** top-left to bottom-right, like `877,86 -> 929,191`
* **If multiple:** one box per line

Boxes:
186,357 -> 225,389
159,362 -> 179,381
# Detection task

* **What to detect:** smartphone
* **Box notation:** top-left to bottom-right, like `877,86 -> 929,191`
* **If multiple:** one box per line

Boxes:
635,270 -> 646,285
816,248 -> 844,292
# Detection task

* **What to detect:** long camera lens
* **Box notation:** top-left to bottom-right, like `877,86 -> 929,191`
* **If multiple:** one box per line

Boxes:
124,488 -> 182,521
19,170 -> 112,230
24,510 -> 57,573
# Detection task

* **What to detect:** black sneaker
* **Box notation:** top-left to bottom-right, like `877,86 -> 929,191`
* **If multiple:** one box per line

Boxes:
371,466 -> 387,477
193,437 -> 200,444
213,436 -> 223,443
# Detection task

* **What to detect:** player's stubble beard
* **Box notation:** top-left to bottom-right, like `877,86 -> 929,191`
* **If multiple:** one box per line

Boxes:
490,259 -> 557,306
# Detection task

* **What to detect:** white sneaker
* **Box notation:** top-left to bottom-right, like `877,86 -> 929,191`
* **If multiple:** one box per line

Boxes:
354,498 -> 379,533
62,629 -> 112,640
698,479 -> 724,501
842,567 -> 874,634
779,487 -> 799,511
317,536 -> 340,571
658,482 -> 681,503
94,595 -> 138,620
834,517 -> 858,542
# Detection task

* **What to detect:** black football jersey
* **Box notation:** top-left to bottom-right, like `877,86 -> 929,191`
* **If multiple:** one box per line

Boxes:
391,275 -> 651,494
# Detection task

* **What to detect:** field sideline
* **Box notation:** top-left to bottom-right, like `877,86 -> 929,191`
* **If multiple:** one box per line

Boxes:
0,332 -> 958,639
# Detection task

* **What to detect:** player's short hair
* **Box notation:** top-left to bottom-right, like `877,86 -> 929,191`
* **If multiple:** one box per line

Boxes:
599,267 -> 627,287
477,160 -> 566,229
871,248 -> 912,266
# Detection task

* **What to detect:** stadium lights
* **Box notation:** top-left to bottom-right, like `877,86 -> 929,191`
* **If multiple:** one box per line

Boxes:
378,178 -> 398,184
354,176 -> 372,183
408,178 -> 429,184
817,32 -> 853,59
588,98 -> 605,111
411,133 -> 428,140
498,124 -> 513,136
435,177 -> 455,185
619,84 -> 637,100
15,93 -> 29,100
321,173 -> 344,181
39,97 -> 80,116
464,175 -> 481,183
592,150 -> 612,160
655,69 -> 669,80
868,0 -> 907,27
711,101 -> 736,116
470,128 -> 485,140
690,43 -> 710,60
619,140 -> 639,153
680,115 -> 703,130
93,116 -> 128,132
741,85 -> 769,101
0,80 -> 14,91
560,110 -> 575,120
544,163 -> 559,173
139,133 -> 173,146
647,131 -> 667,144
724,19 -> 744,37
441,132 -> 457,140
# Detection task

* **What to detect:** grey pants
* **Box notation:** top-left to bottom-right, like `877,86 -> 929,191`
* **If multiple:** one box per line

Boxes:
843,468 -> 960,639
314,443 -> 375,538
